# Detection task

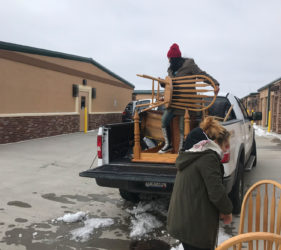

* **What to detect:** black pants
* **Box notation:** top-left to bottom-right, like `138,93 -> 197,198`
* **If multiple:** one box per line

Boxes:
182,242 -> 211,250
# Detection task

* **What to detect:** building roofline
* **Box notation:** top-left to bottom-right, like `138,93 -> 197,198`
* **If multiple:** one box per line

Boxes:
133,90 -> 164,94
241,92 -> 259,99
257,77 -> 281,92
0,41 -> 134,89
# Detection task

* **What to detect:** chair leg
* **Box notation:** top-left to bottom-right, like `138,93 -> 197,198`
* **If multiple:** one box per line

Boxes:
184,109 -> 190,138
133,112 -> 140,159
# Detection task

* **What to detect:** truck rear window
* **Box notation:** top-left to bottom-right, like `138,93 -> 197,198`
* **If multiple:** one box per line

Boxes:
206,97 -> 236,121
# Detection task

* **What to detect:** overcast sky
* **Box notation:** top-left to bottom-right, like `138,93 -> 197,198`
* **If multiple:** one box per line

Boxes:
1,0 -> 280,97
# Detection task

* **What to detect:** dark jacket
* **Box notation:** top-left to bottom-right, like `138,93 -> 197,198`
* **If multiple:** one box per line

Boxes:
167,149 -> 232,249
168,57 -> 220,86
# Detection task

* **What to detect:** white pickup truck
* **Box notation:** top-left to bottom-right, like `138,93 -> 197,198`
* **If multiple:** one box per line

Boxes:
80,93 -> 262,214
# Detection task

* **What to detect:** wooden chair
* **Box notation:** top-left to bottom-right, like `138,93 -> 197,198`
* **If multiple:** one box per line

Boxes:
132,74 -> 216,163
216,232 -> 281,250
239,180 -> 281,235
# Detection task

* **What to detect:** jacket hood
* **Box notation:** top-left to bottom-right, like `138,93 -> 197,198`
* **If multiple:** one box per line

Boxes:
183,127 -> 207,150
176,140 -> 223,171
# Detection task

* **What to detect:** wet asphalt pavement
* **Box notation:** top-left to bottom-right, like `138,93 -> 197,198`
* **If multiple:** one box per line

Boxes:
0,130 -> 281,250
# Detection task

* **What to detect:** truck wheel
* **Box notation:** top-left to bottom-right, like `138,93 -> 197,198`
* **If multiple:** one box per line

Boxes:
119,189 -> 140,203
251,139 -> 257,167
229,161 -> 244,215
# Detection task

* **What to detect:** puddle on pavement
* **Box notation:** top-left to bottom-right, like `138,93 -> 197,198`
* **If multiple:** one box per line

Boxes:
34,223 -> 52,229
129,239 -> 171,250
15,218 -> 28,223
7,201 -> 32,208
1,196 -> 236,250
41,193 -> 76,204
2,218 -> 131,250
87,193 -> 122,205
41,193 -> 121,206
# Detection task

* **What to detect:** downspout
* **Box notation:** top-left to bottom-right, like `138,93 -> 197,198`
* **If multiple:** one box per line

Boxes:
266,85 -> 271,126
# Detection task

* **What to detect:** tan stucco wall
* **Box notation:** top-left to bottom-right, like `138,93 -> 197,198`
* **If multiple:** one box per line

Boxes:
0,58 -> 77,113
18,52 -> 128,86
259,89 -> 268,127
0,56 -> 133,115
135,94 -> 153,100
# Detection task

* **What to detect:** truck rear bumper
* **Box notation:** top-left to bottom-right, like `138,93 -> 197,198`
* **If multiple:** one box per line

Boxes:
79,164 -> 177,194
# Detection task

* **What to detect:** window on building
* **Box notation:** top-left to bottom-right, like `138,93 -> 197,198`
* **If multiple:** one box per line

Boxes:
81,96 -> 86,109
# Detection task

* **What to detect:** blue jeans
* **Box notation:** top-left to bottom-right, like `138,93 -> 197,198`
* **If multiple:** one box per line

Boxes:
161,108 -> 184,135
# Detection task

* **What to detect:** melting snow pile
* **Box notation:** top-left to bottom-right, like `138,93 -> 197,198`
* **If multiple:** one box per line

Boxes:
254,124 -> 281,140
70,217 -> 114,242
127,198 -> 168,217
126,199 -> 168,238
217,227 -> 232,246
54,211 -> 114,242
56,211 -> 87,223
170,244 -> 184,250
129,213 -> 163,238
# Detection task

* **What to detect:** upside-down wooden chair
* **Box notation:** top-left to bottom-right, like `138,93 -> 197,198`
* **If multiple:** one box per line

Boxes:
238,180 -> 281,249
216,232 -> 281,250
132,74 -> 217,163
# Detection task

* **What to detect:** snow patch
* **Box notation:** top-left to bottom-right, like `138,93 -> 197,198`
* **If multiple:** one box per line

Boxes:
171,243 -> 184,250
217,227 -> 232,246
70,218 -> 114,242
254,124 -> 281,140
54,211 -> 114,242
130,213 -> 163,238
56,211 -> 87,223
127,199 -> 167,238
126,199 -> 167,217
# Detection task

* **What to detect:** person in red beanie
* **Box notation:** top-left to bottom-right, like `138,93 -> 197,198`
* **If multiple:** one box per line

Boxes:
158,43 -> 220,153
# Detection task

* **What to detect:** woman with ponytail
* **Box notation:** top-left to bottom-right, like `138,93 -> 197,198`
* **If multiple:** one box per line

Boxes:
167,117 -> 233,250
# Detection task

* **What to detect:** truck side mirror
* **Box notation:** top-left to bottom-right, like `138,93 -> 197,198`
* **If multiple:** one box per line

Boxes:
252,112 -> 262,121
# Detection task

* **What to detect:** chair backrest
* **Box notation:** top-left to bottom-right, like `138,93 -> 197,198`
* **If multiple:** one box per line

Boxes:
163,75 -> 216,111
136,74 -> 217,113
216,232 -> 281,250
239,180 -> 281,236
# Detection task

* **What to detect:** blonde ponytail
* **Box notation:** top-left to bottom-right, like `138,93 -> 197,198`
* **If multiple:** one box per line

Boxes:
200,117 -> 230,146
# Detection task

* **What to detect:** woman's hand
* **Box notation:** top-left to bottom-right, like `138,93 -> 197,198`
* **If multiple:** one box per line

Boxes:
214,85 -> 220,95
220,213 -> 232,224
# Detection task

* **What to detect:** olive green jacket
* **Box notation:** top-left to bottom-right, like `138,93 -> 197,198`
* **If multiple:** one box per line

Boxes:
167,149 -> 232,249
168,57 -> 220,86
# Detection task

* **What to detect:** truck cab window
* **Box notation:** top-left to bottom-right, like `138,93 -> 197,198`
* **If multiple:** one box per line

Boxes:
206,97 -> 236,120
235,97 -> 249,120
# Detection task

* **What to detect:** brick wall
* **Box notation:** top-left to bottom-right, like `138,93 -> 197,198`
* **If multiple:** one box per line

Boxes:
0,115 -> 80,144
0,113 -> 123,144
88,113 -> 122,130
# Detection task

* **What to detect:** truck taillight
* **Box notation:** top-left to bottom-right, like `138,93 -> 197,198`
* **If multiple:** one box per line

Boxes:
97,135 -> 102,159
221,151 -> 230,163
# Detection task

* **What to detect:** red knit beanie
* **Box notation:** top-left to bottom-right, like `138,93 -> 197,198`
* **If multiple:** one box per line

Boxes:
167,43 -> 181,58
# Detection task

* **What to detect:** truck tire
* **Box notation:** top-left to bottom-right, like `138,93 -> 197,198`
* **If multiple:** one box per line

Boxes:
251,139 -> 257,167
119,189 -> 140,203
229,161 -> 244,215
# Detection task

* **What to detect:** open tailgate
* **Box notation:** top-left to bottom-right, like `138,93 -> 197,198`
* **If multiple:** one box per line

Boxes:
79,164 -> 177,183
